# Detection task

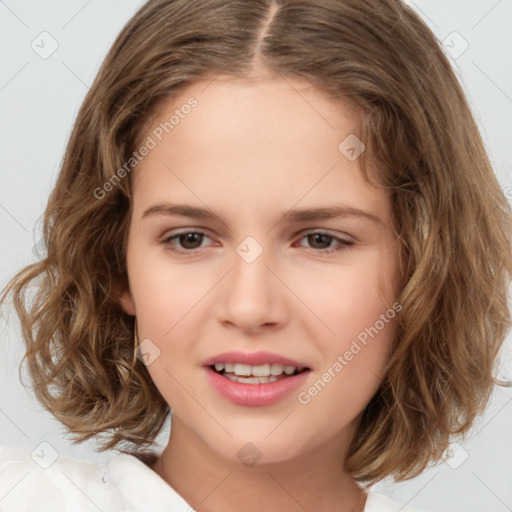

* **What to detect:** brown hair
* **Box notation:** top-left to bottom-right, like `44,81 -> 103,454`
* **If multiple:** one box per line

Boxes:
2,0 -> 511,485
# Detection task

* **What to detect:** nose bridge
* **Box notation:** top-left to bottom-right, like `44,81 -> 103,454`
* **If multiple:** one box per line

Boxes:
230,239 -> 274,307
218,237 -> 288,330
231,244 -> 270,295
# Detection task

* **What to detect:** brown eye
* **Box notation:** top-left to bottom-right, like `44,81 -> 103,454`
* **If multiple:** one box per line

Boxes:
162,231 -> 213,252
307,233 -> 334,249
296,231 -> 354,254
178,232 -> 204,249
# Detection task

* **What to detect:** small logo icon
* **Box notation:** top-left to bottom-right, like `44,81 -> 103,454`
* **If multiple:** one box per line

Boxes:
443,442 -> 469,469
31,31 -> 59,59
338,134 -> 366,162
442,31 -> 469,59
31,441 -> 59,469
236,236 -> 263,264
136,338 -> 161,366
237,442 -> 263,468
497,346 -> 512,397
32,237 -> 47,260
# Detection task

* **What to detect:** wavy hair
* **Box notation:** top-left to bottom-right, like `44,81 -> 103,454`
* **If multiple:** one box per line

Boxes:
2,0 -> 511,485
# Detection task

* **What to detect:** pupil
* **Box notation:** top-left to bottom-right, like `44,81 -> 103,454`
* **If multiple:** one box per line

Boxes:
180,233 -> 203,249
308,234 -> 332,249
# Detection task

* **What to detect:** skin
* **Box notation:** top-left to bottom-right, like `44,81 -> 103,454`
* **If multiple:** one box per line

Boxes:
119,74 -> 401,512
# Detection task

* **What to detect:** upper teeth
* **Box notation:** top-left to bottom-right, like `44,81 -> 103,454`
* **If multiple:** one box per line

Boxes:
214,363 -> 298,376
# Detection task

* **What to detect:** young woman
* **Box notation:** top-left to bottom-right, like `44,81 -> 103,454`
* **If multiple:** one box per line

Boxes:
1,1 -> 511,510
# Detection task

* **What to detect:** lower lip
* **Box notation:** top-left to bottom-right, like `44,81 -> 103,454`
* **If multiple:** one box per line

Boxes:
204,367 -> 310,406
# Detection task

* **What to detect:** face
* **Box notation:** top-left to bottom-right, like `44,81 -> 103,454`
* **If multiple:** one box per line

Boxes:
120,75 -> 401,465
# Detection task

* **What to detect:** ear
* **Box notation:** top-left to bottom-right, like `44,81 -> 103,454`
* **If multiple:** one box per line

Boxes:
113,277 -> 136,316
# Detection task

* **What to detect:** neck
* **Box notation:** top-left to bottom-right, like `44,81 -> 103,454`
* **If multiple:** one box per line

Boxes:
151,416 -> 367,512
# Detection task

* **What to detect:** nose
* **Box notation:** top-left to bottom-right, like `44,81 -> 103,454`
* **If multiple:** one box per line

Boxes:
216,246 -> 290,334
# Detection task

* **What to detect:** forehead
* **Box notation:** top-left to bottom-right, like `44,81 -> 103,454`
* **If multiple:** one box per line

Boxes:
149,74 -> 361,155
132,76 -> 388,221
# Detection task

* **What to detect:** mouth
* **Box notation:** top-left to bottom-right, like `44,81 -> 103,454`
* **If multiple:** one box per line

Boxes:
202,351 -> 312,405
209,362 -> 310,384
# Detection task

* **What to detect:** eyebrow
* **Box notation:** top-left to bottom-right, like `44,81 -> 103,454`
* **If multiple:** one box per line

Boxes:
142,203 -> 216,220
141,202 -> 383,225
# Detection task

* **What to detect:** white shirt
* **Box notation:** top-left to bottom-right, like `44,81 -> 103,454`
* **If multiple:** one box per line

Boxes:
0,447 -> 426,512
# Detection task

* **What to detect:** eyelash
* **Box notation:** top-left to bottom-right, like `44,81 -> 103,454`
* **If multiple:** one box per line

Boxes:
160,230 -> 354,255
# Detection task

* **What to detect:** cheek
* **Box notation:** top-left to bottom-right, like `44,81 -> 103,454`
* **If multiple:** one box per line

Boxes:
141,317 -> 200,414
128,246 -> 218,333
126,249 -> 207,401
291,251 -> 397,344
296,314 -> 397,437
292,253 -> 398,415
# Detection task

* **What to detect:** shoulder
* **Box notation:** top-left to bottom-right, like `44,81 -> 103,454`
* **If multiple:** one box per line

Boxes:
0,446 -> 193,512
365,491 -> 431,512
0,446 -> 122,511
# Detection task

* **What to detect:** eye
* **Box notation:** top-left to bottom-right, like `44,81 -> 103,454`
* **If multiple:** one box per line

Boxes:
161,231 -> 214,252
160,229 -> 354,255
296,231 -> 354,254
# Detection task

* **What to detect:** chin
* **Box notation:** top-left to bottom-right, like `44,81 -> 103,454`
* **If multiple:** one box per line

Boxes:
203,430 -> 312,468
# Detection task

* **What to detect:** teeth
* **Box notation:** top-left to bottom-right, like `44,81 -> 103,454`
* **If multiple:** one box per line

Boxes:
270,363 -> 284,375
233,363 -> 252,376
250,364 -> 270,377
225,375 -> 281,384
212,362 -> 299,377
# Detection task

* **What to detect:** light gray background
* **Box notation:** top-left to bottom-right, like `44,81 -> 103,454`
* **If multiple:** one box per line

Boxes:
1,1 -> 511,511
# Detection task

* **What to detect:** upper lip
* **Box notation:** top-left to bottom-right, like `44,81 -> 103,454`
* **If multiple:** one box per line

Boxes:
203,351 -> 310,369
